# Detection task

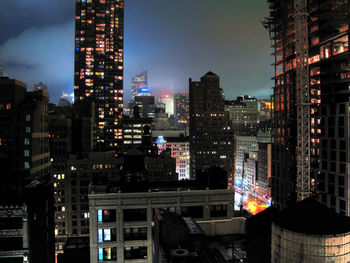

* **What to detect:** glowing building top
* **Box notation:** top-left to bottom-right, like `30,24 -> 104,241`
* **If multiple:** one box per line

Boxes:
131,70 -> 148,98
74,0 -> 124,149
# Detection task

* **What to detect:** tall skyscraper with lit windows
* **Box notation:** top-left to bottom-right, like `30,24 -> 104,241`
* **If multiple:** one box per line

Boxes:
74,0 -> 124,150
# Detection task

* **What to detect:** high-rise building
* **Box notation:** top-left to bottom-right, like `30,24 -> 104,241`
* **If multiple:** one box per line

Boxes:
48,104 -> 72,253
266,0 -> 350,213
159,94 -> 174,117
74,0 -> 124,150
174,93 -> 189,125
189,72 -> 234,184
131,70 -> 148,98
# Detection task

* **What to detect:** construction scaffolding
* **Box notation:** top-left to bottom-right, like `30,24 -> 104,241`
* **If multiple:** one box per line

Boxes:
294,0 -> 311,201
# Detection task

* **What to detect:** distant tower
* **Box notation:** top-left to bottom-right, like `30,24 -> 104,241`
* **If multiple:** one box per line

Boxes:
131,70 -> 148,98
74,0 -> 124,150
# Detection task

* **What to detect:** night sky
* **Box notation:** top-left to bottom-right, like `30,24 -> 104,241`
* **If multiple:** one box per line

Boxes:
0,0 -> 273,104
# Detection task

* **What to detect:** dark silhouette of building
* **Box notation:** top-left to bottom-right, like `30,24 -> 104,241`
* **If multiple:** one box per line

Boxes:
0,77 -> 50,177
0,144 -> 54,263
134,95 -> 155,118
189,72 -> 234,183
74,0 -> 124,150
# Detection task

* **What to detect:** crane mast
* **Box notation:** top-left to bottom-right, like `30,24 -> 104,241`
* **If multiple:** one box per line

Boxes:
294,0 -> 311,201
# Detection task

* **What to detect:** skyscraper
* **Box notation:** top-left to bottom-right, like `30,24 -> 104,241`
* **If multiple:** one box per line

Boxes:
174,93 -> 189,125
131,70 -> 148,98
266,0 -> 350,214
189,72 -> 235,184
74,0 -> 124,150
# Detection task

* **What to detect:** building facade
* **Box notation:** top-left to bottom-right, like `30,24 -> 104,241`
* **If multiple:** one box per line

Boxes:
156,136 -> 190,180
74,0 -> 124,149
174,93 -> 189,126
189,72 -> 234,183
89,186 -> 235,263
159,94 -> 174,117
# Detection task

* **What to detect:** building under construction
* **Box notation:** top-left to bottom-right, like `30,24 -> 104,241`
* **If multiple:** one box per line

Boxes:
266,0 -> 350,214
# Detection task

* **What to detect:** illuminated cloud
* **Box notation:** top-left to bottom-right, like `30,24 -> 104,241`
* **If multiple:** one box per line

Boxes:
0,21 -> 74,103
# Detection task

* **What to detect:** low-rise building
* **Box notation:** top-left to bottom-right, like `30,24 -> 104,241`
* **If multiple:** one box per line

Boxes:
88,181 -> 235,263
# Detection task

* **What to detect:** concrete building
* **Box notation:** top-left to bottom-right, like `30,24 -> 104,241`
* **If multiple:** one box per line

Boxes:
235,136 -> 258,182
65,152 -> 118,239
189,72 -> 234,182
155,136 -> 190,180
88,181 -> 235,263
225,96 -> 259,136
0,204 -> 30,263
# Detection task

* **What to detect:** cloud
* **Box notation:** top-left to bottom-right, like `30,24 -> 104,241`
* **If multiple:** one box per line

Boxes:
0,21 -> 74,103
0,0 -> 74,44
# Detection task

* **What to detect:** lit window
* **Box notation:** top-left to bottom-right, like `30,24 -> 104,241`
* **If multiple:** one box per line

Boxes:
24,138 -> 30,145
98,229 -> 103,243
24,162 -> 30,169
98,210 -> 103,223
24,150 -> 30,157
98,248 -> 103,261
25,114 -> 31,121
104,229 -> 111,241
26,127 -> 31,133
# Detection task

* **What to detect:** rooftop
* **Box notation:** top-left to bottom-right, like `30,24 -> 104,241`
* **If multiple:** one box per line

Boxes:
273,197 -> 350,235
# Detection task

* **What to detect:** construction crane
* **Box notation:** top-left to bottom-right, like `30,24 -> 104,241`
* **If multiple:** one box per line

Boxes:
294,0 -> 311,201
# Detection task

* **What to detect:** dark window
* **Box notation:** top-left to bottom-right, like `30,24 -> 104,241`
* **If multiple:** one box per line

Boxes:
339,140 -> 346,150
340,152 -> 346,162
123,209 -> 147,222
124,246 -> 147,260
331,162 -> 336,172
338,187 -> 344,198
0,237 -> 23,250
328,174 -> 335,184
181,206 -> 203,218
210,205 -> 227,217
340,199 -> 346,210
0,217 -> 22,230
330,196 -> 336,206
340,164 -> 346,174
328,184 -> 335,195
124,227 -> 147,241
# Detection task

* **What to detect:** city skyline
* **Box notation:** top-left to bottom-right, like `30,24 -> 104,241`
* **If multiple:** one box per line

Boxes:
0,0 -> 272,104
